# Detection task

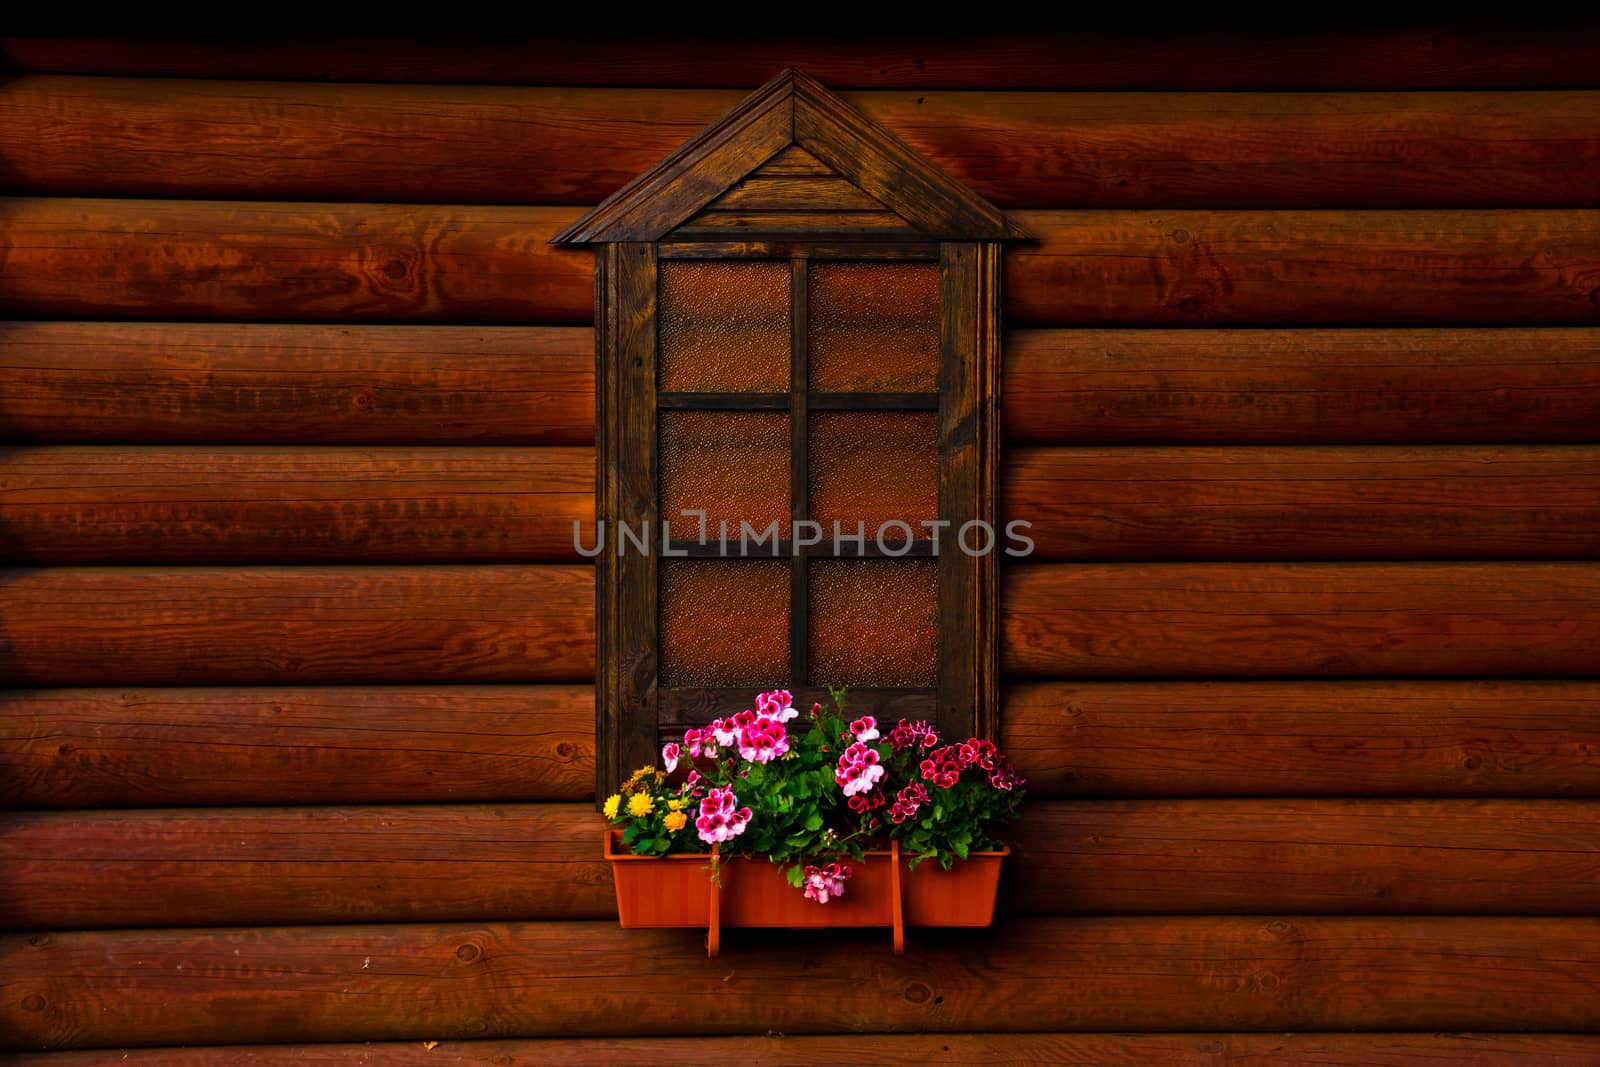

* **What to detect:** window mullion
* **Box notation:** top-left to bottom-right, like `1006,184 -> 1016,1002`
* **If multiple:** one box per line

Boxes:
789,256 -> 809,689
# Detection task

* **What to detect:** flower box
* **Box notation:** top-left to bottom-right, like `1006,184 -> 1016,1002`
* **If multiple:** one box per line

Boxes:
603,690 -> 1024,956
605,830 -> 1008,955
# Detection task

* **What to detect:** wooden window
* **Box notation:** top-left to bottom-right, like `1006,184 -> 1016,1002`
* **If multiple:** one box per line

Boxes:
558,69 -> 1024,798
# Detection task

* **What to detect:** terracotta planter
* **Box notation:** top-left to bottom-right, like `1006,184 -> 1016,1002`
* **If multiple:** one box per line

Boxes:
604,830 -> 1007,955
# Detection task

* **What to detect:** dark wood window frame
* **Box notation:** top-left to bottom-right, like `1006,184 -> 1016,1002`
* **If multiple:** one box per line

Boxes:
559,69 -> 1022,799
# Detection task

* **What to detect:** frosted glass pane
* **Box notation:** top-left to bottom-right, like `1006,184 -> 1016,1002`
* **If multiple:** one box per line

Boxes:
659,411 -> 789,539
660,560 -> 790,686
808,261 -> 939,392
808,559 -> 937,686
659,261 -> 790,392
809,411 -> 937,539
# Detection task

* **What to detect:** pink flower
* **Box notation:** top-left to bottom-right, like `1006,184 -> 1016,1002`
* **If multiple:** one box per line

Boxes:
848,789 -> 885,813
809,702 -> 824,719
710,718 -> 738,747
738,715 -> 790,763
988,755 -> 1024,792
890,782 -> 930,824
835,742 -> 885,797
757,689 -> 799,723
849,715 -> 880,742
889,719 -> 939,752
683,728 -> 708,758
696,786 -> 751,845
967,738 -> 998,771
920,746 -> 964,789
802,862 -> 851,904
661,742 -> 681,773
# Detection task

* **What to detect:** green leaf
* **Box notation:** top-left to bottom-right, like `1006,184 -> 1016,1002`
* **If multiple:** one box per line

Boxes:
786,863 -> 805,887
803,810 -> 824,832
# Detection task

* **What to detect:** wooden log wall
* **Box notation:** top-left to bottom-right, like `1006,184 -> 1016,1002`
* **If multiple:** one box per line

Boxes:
2,31 -> 1599,1059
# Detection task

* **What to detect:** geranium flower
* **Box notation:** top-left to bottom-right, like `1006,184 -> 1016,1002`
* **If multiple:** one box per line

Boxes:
967,738 -> 998,770
661,742 -> 681,773
889,782 -> 930,824
738,715 -> 789,763
849,715 -> 879,742
696,786 -> 751,844
835,742 -> 885,796
801,862 -> 851,904
757,689 -> 798,722
683,728 -> 708,758
889,719 -> 939,752
920,747 -> 964,789
847,789 -> 885,813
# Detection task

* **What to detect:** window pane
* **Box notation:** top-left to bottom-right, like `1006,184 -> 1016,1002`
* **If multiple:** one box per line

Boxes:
808,261 -> 939,393
660,560 -> 790,687
808,559 -> 937,686
809,410 -> 937,541
659,261 -> 790,392
659,410 -> 789,540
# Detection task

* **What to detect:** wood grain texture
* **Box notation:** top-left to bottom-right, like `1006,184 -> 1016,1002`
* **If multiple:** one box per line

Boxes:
1006,445 -> 1600,561
5,918 -> 1599,1046
1006,799 -> 1600,916
16,1034 -> 1600,1066
0,322 -> 594,445
0,446 -> 594,564
0,686 -> 593,808
1005,680 -> 1600,798
8,78 -> 1597,208
8,203 -> 1598,327
1005,210 -> 1600,326
3,799 -> 1594,929
8,325 -> 1598,447
10,31 -> 1600,88
0,566 -> 594,686
1003,327 -> 1600,444
0,199 -> 590,323
0,804 -> 615,929
1001,563 -> 1600,678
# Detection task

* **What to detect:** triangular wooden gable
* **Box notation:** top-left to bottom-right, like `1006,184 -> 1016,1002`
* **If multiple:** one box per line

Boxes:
553,68 -> 1026,244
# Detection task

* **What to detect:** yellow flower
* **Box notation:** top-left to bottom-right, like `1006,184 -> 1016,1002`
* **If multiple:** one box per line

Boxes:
627,793 -> 655,818
667,798 -> 686,812
624,765 -> 663,792
664,811 -> 688,832
602,794 -> 621,820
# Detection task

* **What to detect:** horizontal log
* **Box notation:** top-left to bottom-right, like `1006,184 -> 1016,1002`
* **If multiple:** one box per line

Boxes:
1007,445 -> 1600,560
5,917 -> 1599,1046
1002,562 -> 1600,678
7,202 -> 1598,326
5,798 -> 1593,929
7,78 -> 1600,207
1005,680 -> 1600,797
0,566 -> 594,686
0,322 -> 594,444
1007,799 -> 1600,916
0,686 -> 593,807
7,325 -> 1598,447
0,446 -> 594,564
1003,327 -> 1600,444
15,1034 -> 1600,1066
9,31 -> 1600,88
0,804 -> 614,929
0,199 -> 591,323
1005,209 -> 1600,326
